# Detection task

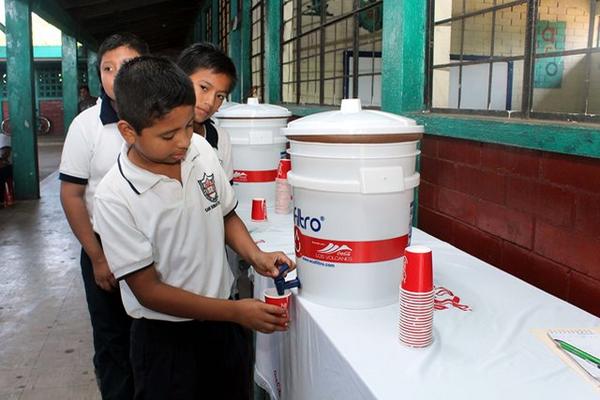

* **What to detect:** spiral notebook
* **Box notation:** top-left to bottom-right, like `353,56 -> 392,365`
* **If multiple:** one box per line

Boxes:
546,329 -> 600,387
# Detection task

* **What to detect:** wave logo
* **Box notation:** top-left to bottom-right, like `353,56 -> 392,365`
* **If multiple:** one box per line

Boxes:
232,170 -> 248,182
317,243 -> 353,255
294,207 -> 324,232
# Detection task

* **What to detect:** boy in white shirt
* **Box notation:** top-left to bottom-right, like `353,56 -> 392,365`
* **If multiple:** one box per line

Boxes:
93,56 -> 293,399
177,42 -> 234,182
59,32 -> 148,399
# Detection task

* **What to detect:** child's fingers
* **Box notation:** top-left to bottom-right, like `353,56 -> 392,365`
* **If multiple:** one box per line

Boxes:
263,303 -> 287,316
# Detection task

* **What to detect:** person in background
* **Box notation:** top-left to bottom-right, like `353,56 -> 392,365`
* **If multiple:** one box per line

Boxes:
59,33 -> 149,399
0,133 -> 13,207
177,42 -> 234,182
93,55 -> 294,400
78,84 -> 98,114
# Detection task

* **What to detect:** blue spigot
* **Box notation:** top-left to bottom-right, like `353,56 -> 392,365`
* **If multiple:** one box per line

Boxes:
274,263 -> 301,295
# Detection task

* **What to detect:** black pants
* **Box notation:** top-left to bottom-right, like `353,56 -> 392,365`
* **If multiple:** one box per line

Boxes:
81,248 -> 134,399
0,164 -> 12,204
130,318 -> 253,400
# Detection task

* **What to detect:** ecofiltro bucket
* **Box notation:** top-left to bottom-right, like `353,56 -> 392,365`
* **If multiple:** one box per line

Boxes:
283,99 -> 423,309
214,98 -> 291,204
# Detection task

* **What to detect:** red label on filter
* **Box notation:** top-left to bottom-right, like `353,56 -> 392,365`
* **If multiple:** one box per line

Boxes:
233,169 -> 278,183
294,227 -> 408,264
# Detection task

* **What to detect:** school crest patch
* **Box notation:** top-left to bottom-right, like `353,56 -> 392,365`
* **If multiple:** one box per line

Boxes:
198,173 -> 219,203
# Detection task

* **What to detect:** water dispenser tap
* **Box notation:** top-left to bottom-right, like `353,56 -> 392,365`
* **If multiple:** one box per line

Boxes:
274,264 -> 301,295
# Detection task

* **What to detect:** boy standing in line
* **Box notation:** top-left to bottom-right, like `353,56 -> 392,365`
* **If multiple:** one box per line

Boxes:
177,42 -> 234,182
93,56 -> 293,399
59,33 -> 149,399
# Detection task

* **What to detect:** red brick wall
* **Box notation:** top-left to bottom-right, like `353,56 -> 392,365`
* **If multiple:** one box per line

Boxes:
419,134 -> 600,317
2,100 -> 65,135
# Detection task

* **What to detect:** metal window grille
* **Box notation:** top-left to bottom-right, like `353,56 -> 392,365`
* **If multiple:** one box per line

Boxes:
36,62 -> 63,99
0,64 -> 7,98
205,7 -> 213,42
78,62 -> 88,86
281,0 -> 383,107
428,0 -> 600,123
251,0 -> 265,101
219,0 -> 231,53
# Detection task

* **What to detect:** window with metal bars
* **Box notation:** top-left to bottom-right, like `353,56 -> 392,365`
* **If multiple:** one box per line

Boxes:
219,0 -> 231,53
0,64 -> 6,98
205,7 -> 213,43
36,62 -> 62,98
428,0 -> 600,123
281,0 -> 383,107
250,0 -> 265,101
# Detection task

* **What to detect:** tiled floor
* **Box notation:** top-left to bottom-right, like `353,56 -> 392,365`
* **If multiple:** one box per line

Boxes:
0,171 -> 101,399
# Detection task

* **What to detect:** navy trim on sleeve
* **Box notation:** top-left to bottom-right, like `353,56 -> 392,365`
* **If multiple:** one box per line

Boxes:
59,173 -> 88,185
224,201 -> 239,219
117,154 -> 141,195
117,262 -> 154,281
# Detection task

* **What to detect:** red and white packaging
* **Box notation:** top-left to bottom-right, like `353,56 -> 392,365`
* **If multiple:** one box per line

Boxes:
276,158 -> 291,179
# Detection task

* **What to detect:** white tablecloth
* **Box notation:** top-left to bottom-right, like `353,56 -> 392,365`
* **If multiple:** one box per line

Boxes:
236,204 -> 600,400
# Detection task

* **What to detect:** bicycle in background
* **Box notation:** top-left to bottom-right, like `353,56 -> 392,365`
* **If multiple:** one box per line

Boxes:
1,114 -> 51,136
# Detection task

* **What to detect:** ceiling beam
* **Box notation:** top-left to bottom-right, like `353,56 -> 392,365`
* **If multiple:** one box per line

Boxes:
31,0 -> 98,49
69,0 -> 175,20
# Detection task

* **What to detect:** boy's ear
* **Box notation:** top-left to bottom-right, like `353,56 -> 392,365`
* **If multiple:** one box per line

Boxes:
117,120 -> 138,145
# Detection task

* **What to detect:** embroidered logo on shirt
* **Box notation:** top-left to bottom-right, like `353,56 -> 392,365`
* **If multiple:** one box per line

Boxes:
199,173 -> 219,203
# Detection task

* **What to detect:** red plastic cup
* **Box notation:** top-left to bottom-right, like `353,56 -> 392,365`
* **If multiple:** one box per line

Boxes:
401,245 -> 433,292
251,198 -> 268,221
264,288 -> 292,326
276,159 -> 291,179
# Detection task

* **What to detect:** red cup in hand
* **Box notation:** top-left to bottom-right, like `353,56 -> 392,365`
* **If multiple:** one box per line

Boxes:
401,245 -> 433,293
251,198 -> 268,221
264,288 -> 292,326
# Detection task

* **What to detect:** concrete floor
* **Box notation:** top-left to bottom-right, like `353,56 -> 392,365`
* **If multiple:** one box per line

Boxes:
0,136 -> 102,399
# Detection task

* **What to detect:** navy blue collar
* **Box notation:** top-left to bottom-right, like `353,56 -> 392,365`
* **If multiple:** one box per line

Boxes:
99,92 -> 119,125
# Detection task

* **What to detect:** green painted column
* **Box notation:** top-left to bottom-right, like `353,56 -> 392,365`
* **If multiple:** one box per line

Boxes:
211,0 -> 219,45
229,1 -> 241,102
5,0 -> 39,199
265,0 -> 282,104
87,50 -> 100,97
240,0 -> 251,102
62,32 -> 78,130
381,0 -> 427,114
381,0 -> 427,227
193,13 -> 202,42
200,6 -> 208,42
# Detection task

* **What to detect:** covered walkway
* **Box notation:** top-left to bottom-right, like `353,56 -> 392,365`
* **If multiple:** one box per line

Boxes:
1,171 -> 99,399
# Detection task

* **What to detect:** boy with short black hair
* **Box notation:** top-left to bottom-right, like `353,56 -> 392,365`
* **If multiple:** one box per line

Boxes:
93,55 -> 293,400
177,42 -> 235,181
59,32 -> 149,399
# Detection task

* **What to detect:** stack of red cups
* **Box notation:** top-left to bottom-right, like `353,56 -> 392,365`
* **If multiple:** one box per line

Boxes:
275,158 -> 292,214
399,245 -> 434,348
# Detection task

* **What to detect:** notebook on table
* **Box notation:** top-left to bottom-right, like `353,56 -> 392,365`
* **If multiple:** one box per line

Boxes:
545,329 -> 600,388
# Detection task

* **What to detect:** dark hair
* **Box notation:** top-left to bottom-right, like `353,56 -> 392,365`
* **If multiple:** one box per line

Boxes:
97,32 -> 149,67
176,42 -> 237,92
79,85 -> 90,91
114,56 -> 196,133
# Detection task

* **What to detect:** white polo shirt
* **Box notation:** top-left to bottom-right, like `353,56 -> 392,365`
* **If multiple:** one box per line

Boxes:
59,95 -> 123,220
93,135 -> 237,322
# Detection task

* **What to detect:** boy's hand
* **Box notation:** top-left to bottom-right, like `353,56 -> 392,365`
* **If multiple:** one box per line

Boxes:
234,298 -> 289,333
92,257 -> 118,291
251,251 -> 295,278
